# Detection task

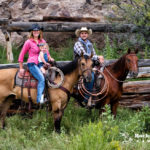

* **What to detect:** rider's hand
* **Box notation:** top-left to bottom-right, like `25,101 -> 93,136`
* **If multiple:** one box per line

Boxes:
19,68 -> 25,76
50,58 -> 54,62
99,55 -> 104,63
46,63 -> 50,66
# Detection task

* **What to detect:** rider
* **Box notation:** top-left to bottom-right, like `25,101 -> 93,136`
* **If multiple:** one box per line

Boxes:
74,27 -> 104,106
38,43 -> 54,75
18,23 -> 50,104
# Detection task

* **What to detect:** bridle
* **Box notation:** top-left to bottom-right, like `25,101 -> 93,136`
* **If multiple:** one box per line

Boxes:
104,53 -> 138,83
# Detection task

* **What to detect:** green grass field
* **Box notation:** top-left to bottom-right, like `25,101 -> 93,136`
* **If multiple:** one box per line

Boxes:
0,100 -> 150,150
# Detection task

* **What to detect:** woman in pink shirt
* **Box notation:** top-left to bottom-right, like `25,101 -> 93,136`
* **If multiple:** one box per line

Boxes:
18,23 -> 49,104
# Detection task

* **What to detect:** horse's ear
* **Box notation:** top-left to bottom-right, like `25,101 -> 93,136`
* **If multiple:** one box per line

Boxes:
127,48 -> 131,54
135,48 -> 138,54
90,52 -> 93,58
81,50 -> 84,57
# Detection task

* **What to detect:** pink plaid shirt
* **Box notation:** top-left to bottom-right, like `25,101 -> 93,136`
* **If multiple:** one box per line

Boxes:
18,38 -> 50,64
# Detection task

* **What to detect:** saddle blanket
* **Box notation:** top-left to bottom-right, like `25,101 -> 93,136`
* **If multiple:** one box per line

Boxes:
15,71 -> 38,88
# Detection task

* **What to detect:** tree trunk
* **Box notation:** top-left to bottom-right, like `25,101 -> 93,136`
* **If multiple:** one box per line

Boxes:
4,32 -> 14,63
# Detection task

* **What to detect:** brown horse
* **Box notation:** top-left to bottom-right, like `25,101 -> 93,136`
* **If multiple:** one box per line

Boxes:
74,49 -> 138,117
0,54 -> 93,133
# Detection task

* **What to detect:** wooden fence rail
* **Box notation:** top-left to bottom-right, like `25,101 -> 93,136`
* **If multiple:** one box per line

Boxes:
0,19 -> 149,33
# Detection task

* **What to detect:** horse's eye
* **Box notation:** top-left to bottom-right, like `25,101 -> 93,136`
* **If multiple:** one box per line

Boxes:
127,59 -> 130,62
81,63 -> 85,66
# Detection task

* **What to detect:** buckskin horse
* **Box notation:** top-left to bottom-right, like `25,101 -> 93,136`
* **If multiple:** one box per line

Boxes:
0,53 -> 93,133
74,49 -> 138,117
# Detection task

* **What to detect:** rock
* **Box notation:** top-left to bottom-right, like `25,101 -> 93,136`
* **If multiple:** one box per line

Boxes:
0,0 -> 117,46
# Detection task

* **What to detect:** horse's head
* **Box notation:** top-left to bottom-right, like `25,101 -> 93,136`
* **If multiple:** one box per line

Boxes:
125,48 -> 138,78
78,52 -> 93,82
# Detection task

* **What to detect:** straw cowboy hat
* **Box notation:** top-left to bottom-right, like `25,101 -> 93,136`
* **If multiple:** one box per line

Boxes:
75,27 -> 92,37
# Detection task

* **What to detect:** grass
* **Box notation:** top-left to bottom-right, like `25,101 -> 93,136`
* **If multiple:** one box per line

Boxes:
0,100 -> 150,150
1,38 -> 150,149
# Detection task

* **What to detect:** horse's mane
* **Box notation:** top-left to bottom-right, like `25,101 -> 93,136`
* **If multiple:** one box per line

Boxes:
109,52 -> 135,72
56,58 -> 78,75
111,54 -> 127,72
56,55 -> 91,75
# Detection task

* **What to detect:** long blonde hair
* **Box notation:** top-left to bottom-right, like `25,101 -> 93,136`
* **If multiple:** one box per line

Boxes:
28,30 -> 43,40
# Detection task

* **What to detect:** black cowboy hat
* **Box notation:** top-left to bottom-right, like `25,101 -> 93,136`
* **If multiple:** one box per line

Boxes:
29,23 -> 43,31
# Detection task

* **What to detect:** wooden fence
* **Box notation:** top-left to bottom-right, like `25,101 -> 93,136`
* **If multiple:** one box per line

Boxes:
1,59 -> 150,109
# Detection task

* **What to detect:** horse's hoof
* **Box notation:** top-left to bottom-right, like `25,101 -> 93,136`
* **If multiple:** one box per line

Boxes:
55,129 -> 61,134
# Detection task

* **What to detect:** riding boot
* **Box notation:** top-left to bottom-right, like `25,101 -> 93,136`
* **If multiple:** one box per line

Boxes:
97,65 -> 105,87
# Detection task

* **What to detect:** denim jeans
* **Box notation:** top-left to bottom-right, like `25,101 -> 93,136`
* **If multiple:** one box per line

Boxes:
27,63 -> 45,103
84,71 -> 94,103
38,53 -> 48,68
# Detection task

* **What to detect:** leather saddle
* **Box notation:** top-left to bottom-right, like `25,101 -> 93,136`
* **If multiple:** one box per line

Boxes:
15,69 -> 38,89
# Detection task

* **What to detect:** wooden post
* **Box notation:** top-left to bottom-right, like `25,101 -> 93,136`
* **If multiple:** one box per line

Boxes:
4,31 -> 14,63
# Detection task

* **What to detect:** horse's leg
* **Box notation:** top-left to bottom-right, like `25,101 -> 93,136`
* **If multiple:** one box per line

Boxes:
0,95 -> 14,129
110,100 -> 119,118
53,109 -> 63,133
99,97 -> 110,116
51,101 -> 64,133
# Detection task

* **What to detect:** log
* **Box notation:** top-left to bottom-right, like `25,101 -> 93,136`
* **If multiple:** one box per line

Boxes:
0,18 -> 9,25
119,80 -> 150,109
1,59 -> 150,70
123,80 -> 150,94
0,61 -> 70,69
119,94 -> 150,109
0,21 -> 149,33
105,59 -> 150,67
40,16 -> 100,22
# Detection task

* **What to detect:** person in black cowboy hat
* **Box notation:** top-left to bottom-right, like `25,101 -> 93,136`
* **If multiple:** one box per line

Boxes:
18,23 -> 50,104
74,27 -> 104,106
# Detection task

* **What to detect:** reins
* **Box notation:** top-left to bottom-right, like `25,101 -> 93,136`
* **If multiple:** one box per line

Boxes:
104,67 -> 127,83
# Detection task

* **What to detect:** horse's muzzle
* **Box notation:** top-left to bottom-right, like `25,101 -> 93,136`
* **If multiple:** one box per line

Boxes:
82,69 -> 92,83
84,74 -> 92,82
130,71 -> 138,78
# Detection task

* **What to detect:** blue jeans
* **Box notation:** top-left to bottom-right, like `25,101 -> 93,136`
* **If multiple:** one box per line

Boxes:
38,53 -> 48,68
27,63 -> 45,103
84,71 -> 94,103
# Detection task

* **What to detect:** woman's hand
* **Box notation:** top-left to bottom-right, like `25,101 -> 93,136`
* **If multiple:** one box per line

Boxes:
46,63 -> 50,66
19,68 -> 25,76
50,58 -> 54,62
99,55 -> 104,63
